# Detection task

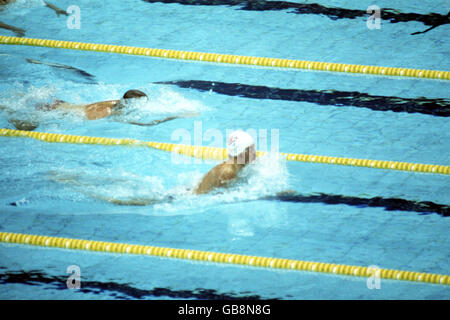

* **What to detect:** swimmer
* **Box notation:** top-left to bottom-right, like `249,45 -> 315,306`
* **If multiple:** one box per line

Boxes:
44,1 -> 68,17
49,131 -> 258,206
50,128 -> 295,206
194,130 -> 256,194
1,89 -> 199,130
0,21 -> 25,37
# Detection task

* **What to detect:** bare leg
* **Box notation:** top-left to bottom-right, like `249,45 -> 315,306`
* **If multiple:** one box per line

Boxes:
47,171 -> 169,206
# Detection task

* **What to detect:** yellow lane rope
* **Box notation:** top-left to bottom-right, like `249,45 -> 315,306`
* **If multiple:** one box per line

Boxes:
1,35 -> 449,80
0,232 -> 448,286
1,128 -> 449,175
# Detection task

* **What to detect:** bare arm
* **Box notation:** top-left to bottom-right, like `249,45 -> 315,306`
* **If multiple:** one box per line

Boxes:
44,1 -> 68,16
125,115 -> 179,127
194,164 -> 237,195
123,112 -> 200,127
0,21 -> 25,37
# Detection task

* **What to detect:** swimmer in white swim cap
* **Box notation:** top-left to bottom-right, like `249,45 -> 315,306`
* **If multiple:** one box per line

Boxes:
194,130 -> 256,194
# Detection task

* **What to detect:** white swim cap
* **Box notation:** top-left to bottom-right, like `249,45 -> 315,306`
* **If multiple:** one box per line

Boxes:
227,130 -> 255,157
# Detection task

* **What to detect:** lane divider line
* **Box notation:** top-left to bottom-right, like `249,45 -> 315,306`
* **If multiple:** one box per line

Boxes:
1,128 -> 449,175
0,232 -> 448,286
1,35 -> 448,80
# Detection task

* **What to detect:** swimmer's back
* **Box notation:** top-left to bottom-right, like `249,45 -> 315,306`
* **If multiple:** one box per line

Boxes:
84,100 -> 117,120
49,99 -> 117,120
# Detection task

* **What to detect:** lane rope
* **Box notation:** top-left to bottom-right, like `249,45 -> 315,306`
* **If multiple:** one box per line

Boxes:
1,128 -> 449,175
1,35 -> 449,80
0,232 -> 447,286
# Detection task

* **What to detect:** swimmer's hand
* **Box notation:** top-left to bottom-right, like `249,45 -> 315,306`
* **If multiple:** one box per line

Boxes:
44,1 -> 69,17
124,113 -> 198,127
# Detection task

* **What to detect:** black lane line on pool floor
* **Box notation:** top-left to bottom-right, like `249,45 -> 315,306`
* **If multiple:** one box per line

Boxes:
156,80 -> 450,117
7,192 -> 449,216
268,193 -> 450,217
142,1 -> 450,35
0,269 -> 266,300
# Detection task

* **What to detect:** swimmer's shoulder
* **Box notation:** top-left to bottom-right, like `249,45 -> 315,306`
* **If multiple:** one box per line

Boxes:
84,100 -> 118,120
217,163 -> 237,181
84,100 -> 118,110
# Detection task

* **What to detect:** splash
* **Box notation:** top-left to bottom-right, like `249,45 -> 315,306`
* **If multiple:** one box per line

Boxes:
4,0 -> 45,10
0,84 -> 57,120
0,84 -> 86,133
0,83 -> 207,130
46,152 -> 290,216
46,168 -> 169,212
151,152 -> 291,212
209,152 -> 290,202
112,86 -> 209,123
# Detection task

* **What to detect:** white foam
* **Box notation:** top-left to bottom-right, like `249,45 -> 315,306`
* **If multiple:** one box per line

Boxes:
113,86 -> 208,123
46,150 -> 290,217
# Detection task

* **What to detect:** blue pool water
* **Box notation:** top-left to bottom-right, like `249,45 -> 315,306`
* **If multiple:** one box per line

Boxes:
0,0 -> 449,299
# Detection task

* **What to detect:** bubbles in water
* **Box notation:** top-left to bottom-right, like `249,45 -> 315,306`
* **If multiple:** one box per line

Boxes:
111,86 -> 209,123
47,152 -> 291,216
221,152 -> 290,201
4,0 -> 45,12
154,152 -> 291,213
0,84 -> 56,120
0,82 -> 207,131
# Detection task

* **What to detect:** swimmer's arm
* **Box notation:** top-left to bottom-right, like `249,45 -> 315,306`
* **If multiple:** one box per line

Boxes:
44,1 -> 68,16
123,112 -> 200,127
124,116 -> 179,127
0,21 -> 25,37
194,165 -> 236,195
56,102 -> 84,111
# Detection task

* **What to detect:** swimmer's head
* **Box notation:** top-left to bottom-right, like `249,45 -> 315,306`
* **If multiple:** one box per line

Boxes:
226,130 -> 256,165
114,89 -> 148,111
122,89 -> 148,101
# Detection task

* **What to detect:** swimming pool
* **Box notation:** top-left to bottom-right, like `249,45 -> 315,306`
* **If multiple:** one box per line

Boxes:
0,0 -> 449,300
